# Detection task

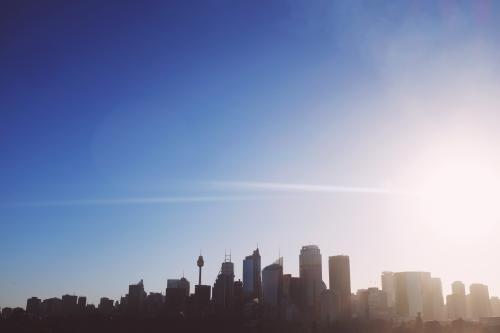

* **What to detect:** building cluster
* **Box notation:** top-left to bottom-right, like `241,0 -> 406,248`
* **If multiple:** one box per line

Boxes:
2,245 -> 499,324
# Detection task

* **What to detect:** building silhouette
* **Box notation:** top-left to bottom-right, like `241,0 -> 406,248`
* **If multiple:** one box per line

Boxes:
127,280 -> 146,314
212,255 -> 235,312
299,245 -> 324,311
329,255 -> 352,319
447,281 -> 467,320
430,277 -> 445,321
242,248 -> 262,301
355,287 -> 390,320
262,261 -> 283,309
26,297 -> 41,316
394,272 -> 433,320
468,283 -> 491,320
382,271 -> 396,308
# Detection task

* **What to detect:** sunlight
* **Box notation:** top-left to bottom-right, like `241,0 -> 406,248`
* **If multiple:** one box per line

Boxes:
414,142 -> 500,238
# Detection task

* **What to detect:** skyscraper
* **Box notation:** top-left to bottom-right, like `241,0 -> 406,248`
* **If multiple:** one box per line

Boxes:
299,245 -> 324,310
127,279 -> 146,314
242,248 -> 262,300
469,283 -> 491,320
381,271 -> 396,308
446,281 -> 467,320
213,256 -> 235,311
262,262 -> 283,308
394,272 -> 433,320
329,255 -> 352,318
430,277 -> 445,321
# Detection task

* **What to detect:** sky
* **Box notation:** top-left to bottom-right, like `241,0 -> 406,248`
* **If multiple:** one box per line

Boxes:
1,0 -> 500,308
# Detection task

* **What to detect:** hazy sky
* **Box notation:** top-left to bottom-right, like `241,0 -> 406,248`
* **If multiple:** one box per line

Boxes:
1,1 -> 500,308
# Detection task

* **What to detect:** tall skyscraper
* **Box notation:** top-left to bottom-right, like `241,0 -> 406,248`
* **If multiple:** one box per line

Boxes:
447,281 -> 467,320
242,248 -> 262,300
127,279 -> 146,314
394,272 -> 433,320
381,271 -> 396,308
167,277 -> 190,297
430,278 -> 445,321
329,255 -> 352,318
213,256 -> 235,311
262,262 -> 283,308
469,283 -> 491,320
299,245 -> 324,309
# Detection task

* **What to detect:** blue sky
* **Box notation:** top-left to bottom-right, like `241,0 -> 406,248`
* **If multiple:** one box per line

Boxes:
2,1 -> 500,307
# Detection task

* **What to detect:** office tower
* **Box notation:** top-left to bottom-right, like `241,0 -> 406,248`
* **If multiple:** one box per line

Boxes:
128,279 -> 146,314
490,297 -> 500,316
26,297 -> 41,315
469,283 -> 491,320
197,255 -> 204,285
61,294 -> 78,315
145,292 -> 164,315
321,290 -> 341,322
355,288 -> 390,320
98,297 -> 114,314
394,272 -> 433,320
299,245 -> 324,309
430,278 -> 445,321
212,256 -> 235,311
329,255 -> 352,318
243,248 -> 262,300
447,281 -> 467,320
382,271 -> 396,308
452,281 -> 466,296
77,296 -> 86,311
41,298 -> 62,317
262,262 -> 283,308
167,277 -> 190,297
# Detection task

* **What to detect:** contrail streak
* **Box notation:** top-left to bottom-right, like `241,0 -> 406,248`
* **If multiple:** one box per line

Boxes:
0,195 -> 281,208
206,181 -> 413,196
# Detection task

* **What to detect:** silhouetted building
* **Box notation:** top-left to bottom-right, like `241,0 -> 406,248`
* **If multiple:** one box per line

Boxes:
127,279 -> 146,314
98,297 -> 114,314
26,297 -> 41,316
430,278 -> 445,321
194,284 -> 211,315
394,272 -> 433,320
243,248 -> 262,301
145,292 -> 164,315
355,287 -> 390,320
167,277 -> 190,297
262,262 -> 283,309
41,298 -> 62,316
469,283 -> 491,320
77,297 -> 86,312
329,255 -> 352,319
320,290 -> 340,322
299,245 -> 324,311
382,271 -> 396,308
490,297 -> 500,317
61,295 -> 78,315
447,281 -> 467,320
213,259 -> 235,312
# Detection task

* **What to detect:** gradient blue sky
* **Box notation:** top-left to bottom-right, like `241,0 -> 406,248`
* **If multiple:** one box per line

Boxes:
2,0 -> 500,308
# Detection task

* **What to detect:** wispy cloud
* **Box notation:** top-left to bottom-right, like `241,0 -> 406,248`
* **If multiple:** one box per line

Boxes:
0,195 -> 280,208
206,180 -> 413,196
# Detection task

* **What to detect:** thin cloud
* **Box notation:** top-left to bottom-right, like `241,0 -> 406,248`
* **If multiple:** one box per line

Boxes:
206,180 -> 413,196
0,195 -> 281,208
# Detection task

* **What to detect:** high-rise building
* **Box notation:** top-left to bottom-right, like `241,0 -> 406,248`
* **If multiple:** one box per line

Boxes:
490,297 -> 500,317
430,278 -> 445,321
98,297 -> 114,314
262,262 -> 283,308
382,271 -> 396,308
77,296 -> 86,311
329,255 -> 352,318
26,297 -> 41,316
469,283 -> 491,320
243,248 -> 262,300
127,279 -> 146,314
213,257 -> 235,311
61,294 -> 78,315
394,272 -> 433,320
299,245 -> 324,309
355,288 -> 390,320
447,281 -> 467,320
167,277 -> 190,297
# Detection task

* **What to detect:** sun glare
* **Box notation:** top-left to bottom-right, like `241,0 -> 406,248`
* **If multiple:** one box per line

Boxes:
412,141 -> 500,238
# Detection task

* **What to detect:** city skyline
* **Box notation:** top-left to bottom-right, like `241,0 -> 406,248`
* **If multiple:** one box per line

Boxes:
2,0 -> 500,313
